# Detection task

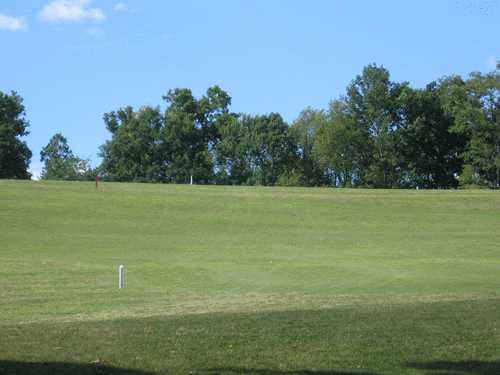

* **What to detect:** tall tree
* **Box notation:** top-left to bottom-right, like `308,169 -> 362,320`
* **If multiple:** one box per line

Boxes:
312,100 -> 369,187
100,106 -> 163,182
440,69 -> 500,188
247,113 -> 297,185
290,108 -> 328,186
461,70 -> 499,188
345,64 -> 407,187
99,86 -> 233,183
0,91 -> 32,179
397,83 -> 465,188
40,133 -> 93,180
197,85 -> 232,146
214,114 -> 253,184
214,113 -> 296,185
162,86 -> 233,183
162,89 -> 211,183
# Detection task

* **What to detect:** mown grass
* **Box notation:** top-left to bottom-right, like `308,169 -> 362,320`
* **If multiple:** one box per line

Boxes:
2,298 -> 500,374
0,180 -> 499,374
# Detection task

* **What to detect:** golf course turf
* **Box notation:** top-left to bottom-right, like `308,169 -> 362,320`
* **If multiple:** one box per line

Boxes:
1,180 -> 499,374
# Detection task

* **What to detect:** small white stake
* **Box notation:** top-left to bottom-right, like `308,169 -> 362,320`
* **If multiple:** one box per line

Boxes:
190,175 -> 193,185
118,264 -> 125,289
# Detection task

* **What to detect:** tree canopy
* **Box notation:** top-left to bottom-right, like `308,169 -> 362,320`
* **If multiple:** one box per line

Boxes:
96,65 -> 499,188
40,133 -> 95,181
0,91 -> 32,179
3,63 -> 498,188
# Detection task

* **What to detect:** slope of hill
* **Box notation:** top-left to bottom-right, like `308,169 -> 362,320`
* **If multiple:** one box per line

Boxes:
1,180 -> 499,374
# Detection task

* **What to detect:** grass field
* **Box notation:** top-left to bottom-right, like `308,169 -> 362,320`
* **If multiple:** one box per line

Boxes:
1,180 -> 499,374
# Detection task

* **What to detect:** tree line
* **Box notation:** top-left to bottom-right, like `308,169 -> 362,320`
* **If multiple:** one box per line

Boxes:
1,63 -> 499,188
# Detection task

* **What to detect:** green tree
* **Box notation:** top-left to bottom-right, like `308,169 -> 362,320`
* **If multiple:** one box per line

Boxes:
459,164 -> 485,188
247,113 -> 297,185
440,69 -> 500,188
197,85 -> 232,146
312,100 -> 369,187
397,83 -> 465,188
214,113 -> 296,185
462,70 -> 499,188
162,89 -> 210,183
99,86 -> 233,183
40,133 -> 94,180
289,108 -> 328,186
0,91 -> 32,179
345,64 -> 407,187
162,86 -> 233,183
214,114 -> 253,184
100,106 -> 163,182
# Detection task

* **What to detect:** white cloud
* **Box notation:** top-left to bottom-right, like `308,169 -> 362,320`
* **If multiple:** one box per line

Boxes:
39,0 -> 105,23
0,14 -> 27,31
114,2 -> 129,12
486,56 -> 498,70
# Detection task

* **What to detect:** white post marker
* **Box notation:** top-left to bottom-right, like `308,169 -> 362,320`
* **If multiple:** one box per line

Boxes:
118,264 -> 125,289
190,175 -> 193,185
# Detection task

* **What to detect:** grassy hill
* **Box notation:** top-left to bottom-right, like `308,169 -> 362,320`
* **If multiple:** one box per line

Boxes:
1,180 -> 499,374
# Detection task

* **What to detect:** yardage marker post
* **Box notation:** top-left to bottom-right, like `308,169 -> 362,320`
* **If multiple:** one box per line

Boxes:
118,265 -> 125,289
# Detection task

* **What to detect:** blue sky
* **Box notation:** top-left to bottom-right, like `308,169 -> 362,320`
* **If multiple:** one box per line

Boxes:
0,0 -> 498,178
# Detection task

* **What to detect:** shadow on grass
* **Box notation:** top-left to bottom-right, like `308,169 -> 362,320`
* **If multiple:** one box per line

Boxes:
407,360 -> 500,375
0,360 -> 156,375
205,368 -> 379,375
0,363 -> 380,375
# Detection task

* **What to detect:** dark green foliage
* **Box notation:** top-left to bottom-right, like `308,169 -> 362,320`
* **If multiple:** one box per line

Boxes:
161,88 -> 225,184
312,100 -> 370,187
41,133 -> 95,181
214,114 -> 255,184
344,64 -> 407,187
459,164 -> 485,188
0,91 -> 32,179
215,113 -> 297,185
396,83 -> 465,188
309,64 -> 498,189
289,108 -> 328,186
245,113 -> 297,186
453,71 -> 499,187
100,106 -> 164,182
96,65 -> 499,188
100,87 -> 234,183
99,87 -> 297,186
435,69 -> 499,188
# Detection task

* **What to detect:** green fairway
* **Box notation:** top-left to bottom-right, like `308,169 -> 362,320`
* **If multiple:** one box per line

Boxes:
1,180 -> 499,374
